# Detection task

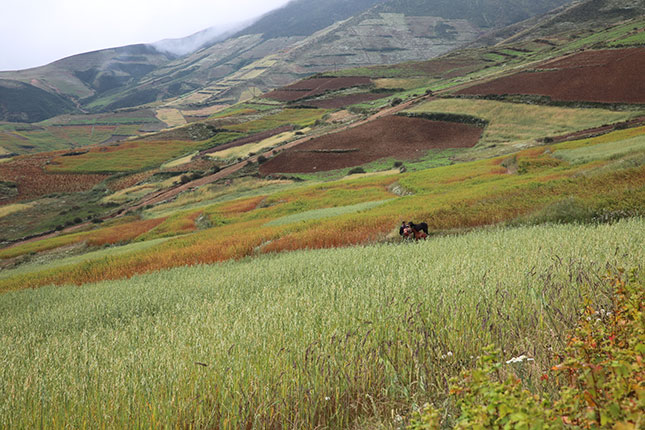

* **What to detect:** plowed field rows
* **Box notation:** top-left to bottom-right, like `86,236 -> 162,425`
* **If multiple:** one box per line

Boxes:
457,48 -> 645,104
259,116 -> 481,173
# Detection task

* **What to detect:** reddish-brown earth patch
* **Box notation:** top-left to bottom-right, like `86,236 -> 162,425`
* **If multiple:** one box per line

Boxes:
259,116 -> 482,174
456,48 -> 645,104
264,77 -> 373,102
300,93 -> 392,109
0,153 -> 109,203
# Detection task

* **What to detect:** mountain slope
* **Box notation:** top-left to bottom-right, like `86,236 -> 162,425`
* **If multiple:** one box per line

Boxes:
0,0 -> 573,121
109,0 -> 572,109
0,44 -> 174,122
0,79 -> 76,123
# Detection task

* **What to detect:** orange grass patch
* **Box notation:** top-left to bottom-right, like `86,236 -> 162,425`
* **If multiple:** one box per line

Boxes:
0,221 -> 286,291
0,217 -> 166,260
261,215 -> 395,253
216,196 -> 266,215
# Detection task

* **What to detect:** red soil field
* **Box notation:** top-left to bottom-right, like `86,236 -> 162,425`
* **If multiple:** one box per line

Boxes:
0,153 -> 108,203
264,77 -> 373,102
301,93 -> 392,109
456,48 -> 645,104
259,116 -> 482,174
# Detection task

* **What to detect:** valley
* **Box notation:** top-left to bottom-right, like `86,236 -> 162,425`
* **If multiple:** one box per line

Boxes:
1,0 -> 644,428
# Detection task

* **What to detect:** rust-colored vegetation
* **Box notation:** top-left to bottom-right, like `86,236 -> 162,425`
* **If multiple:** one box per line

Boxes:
0,153 -> 108,202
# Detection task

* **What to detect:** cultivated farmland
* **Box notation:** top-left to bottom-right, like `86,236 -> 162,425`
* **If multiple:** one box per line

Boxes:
405,98 -> 642,147
259,116 -> 482,173
1,220 -> 642,428
264,77 -> 373,102
456,48 -> 645,104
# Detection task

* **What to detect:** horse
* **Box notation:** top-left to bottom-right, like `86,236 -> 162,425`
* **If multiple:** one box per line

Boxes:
403,222 -> 429,240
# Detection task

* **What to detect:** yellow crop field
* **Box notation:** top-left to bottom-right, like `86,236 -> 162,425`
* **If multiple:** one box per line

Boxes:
208,128 -> 309,161
101,184 -> 158,205
155,108 -> 187,127
406,98 -> 642,147
0,203 -> 34,218
161,151 -> 197,169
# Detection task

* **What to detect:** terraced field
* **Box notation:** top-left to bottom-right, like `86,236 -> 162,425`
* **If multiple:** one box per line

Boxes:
456,48 -> 645,104
1,13 -> 645,430
405,98 -> 643,147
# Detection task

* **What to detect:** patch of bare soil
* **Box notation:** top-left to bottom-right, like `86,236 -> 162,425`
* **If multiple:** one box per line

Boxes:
456,48 -> 645,104
259,116 -> 482,174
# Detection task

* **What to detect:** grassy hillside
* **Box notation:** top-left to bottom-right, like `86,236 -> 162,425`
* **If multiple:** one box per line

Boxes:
1,7 -> 644,428
1,219 -> 643,428
2,123 -> 645,289
0,79 -> 76,123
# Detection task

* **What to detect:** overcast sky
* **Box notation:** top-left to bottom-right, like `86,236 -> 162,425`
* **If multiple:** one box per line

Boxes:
0,0 -> 292,71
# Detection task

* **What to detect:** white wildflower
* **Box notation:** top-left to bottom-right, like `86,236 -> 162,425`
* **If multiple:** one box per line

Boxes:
506,355 -> 535,364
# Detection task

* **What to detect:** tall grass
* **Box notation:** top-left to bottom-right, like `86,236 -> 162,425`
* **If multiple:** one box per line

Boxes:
1,220 -> 643,428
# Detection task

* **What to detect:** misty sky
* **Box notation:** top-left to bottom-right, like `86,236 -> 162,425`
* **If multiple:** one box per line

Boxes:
0,0 -> 292,71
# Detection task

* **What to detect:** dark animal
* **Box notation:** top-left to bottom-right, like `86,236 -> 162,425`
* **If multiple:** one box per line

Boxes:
399,221 -> 428,240
408,222 -> 428,235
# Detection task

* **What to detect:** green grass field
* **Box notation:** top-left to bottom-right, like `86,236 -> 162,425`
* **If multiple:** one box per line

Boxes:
225,108 -> 328,134
1,220 -> 643,429
554,130 -> 645,163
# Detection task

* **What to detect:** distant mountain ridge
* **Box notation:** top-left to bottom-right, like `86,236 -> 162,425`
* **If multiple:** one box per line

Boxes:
0,0 -> 575,122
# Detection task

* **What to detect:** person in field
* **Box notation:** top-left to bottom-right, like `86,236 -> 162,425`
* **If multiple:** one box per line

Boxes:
399,221 -> 428,240
399,221 -> 409,237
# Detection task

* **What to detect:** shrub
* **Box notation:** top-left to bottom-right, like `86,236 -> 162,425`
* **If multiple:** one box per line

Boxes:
257,155 -> 267,164
348,167 -> 366,175
409,270 -> 645,429
394,161 -> 403,168
391,97 -> 403,106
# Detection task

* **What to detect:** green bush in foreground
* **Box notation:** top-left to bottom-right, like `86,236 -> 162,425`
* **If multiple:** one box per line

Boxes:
410,270 -> 645,429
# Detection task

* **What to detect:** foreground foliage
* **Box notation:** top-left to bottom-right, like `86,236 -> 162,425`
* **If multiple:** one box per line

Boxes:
410,270 -> 644,429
